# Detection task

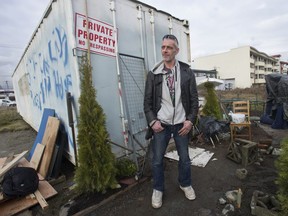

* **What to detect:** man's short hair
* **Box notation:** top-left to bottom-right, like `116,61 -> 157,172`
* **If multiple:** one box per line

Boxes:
162,34 -> 179,47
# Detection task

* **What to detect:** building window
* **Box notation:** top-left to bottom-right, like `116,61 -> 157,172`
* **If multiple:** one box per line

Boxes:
259,74 -> 265,79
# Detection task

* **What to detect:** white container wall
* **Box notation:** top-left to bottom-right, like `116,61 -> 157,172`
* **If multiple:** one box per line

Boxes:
12,0 -> 191,164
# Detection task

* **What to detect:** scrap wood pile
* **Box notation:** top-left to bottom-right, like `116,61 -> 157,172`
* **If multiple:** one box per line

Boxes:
0,116 -> 61,216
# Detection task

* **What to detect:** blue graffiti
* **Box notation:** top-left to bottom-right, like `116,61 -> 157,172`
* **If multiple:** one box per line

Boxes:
53,70 -> 73,100
26,69 -> 32,86
42,58 -> 50,76
48,27 -> 68,66
53,69 -> 64,99
48,41 -> 57,63
64,74 -> 72,91
31,92 -> 42,110
25,25 -> 72,110
40,75 -> 51,104
26,58 -> 37,85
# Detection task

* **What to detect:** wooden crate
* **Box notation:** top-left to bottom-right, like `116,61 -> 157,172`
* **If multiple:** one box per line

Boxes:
227,138 -> 258,166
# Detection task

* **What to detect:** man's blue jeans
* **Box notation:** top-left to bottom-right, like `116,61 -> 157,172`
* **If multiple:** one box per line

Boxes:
152,123 -> 191,192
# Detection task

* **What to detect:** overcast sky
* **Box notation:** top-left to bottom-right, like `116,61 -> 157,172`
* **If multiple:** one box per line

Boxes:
1,0 -> 287,87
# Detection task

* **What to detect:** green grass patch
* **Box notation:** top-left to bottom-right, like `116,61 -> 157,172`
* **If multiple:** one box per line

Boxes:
0,107 -> 32,132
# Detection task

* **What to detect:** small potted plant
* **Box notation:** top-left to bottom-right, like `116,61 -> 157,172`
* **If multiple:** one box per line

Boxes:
115,157 -> 137,185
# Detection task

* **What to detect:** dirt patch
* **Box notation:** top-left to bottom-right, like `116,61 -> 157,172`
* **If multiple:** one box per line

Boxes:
1,122 -> 287,216
77,124 -> 286,216
0,130 -> 37,158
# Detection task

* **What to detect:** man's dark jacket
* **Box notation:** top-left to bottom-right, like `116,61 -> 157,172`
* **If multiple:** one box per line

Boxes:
143,61 -> 199,139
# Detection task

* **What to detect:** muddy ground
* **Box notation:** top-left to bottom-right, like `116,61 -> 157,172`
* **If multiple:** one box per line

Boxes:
1,121 -> 288,216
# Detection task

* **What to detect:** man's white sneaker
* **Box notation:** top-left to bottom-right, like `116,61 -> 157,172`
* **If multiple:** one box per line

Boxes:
152,189 -> 163,208
180,186 -> 196,200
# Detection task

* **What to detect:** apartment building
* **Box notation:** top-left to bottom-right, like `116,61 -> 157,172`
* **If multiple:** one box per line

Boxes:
281,61 -> 288,74
271,54 -> 288,74
193,46 -> 278,89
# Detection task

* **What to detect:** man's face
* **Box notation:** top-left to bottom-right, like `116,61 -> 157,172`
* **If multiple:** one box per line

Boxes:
161,38 -> 179,63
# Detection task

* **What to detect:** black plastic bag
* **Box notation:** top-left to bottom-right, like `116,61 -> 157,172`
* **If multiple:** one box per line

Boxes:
1,167 -> 39,198
199,116 -> 229,140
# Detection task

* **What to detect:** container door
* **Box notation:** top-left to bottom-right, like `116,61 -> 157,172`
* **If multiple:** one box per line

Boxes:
119,54 -> 147,155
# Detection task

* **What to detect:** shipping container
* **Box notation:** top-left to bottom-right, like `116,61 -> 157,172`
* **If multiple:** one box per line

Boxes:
12,0 -> 191,165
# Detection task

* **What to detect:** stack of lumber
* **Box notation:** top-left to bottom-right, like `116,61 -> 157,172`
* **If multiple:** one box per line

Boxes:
0,116 -> 60,216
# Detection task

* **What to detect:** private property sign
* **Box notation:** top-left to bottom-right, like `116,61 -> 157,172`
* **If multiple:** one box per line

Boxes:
75,13 -> 116,57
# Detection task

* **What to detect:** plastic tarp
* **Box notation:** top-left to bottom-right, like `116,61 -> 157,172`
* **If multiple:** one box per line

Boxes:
260,73 -> 288,129
198,116 -> 230,141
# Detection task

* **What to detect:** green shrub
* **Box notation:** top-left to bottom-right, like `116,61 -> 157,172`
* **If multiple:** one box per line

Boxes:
74,55 -> 117,193
115,157 -> 137,179
275,138 -> 288,215
202,82 -> 222,119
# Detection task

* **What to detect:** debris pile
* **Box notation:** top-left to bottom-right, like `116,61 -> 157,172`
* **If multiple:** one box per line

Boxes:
0,116 -> 63,215
250,190 -> 280,216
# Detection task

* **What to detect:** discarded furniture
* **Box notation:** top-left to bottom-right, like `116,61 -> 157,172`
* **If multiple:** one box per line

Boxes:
230,100 -> 251,141
227,138 -> 258,166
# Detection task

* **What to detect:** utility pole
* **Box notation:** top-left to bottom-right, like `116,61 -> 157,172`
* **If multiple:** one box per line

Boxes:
5,81 -> 9,90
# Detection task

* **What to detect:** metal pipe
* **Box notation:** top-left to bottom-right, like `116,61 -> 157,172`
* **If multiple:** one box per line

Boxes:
84,0 -> 91,65
149,9 -> 157,64
66,92 -> 78,166
110,0 -> 129,151
108,140 -> 134,153
168,16 -> 173,34
137,5 -> 145,58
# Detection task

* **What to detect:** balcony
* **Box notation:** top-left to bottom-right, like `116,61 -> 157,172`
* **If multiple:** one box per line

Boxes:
265,63 -> 272,68
255,68 -> 265,74
255,61 -> 265,67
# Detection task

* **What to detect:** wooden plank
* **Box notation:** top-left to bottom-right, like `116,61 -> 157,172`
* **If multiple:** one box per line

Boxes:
0,152 -> 14,169
0,157 -> 7,170
34,190 -> 48,209
0,150 -> 28,178
0,158 -> 57,216
0,153 -> 14,170
38,117 -> 60,178
47,145 -> 58,178
50,127 -> 67,178
28,108 -> 55,160
30,143 -> 45,170
0,158 -> 8,203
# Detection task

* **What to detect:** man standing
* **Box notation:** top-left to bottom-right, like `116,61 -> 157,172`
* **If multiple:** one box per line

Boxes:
144,34 -> 199,208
